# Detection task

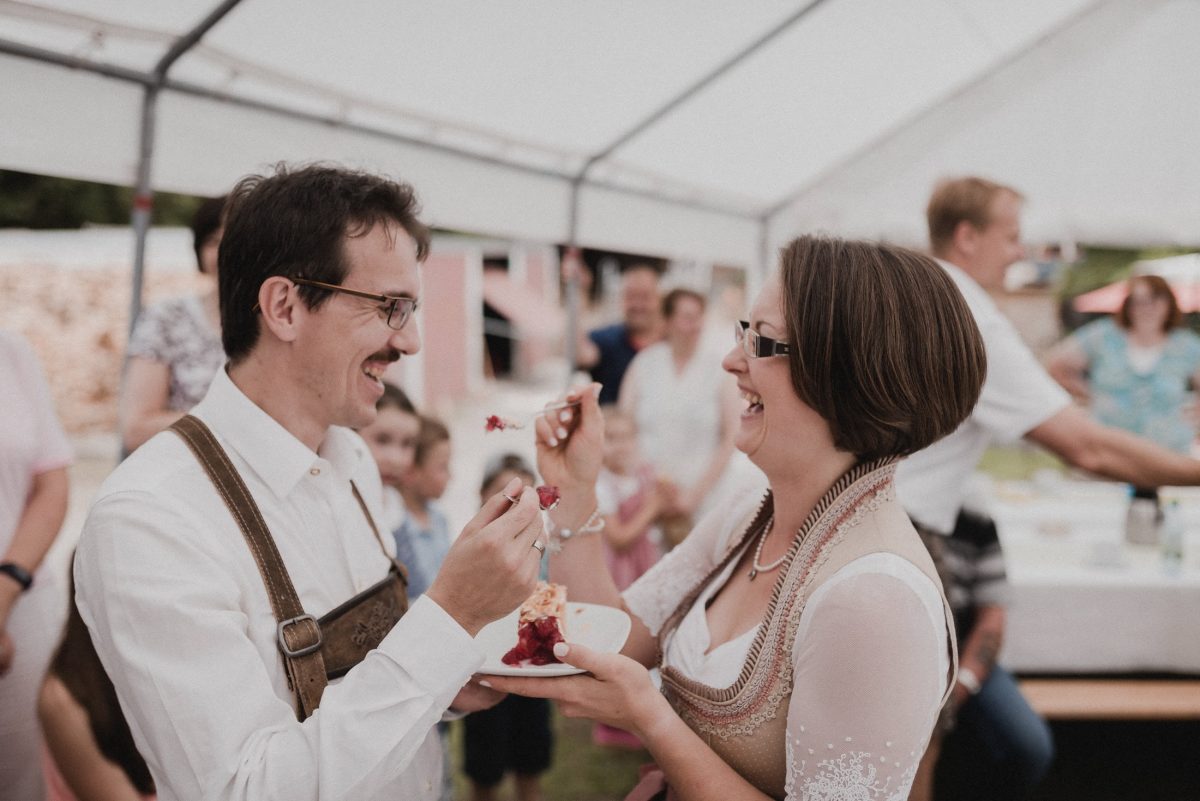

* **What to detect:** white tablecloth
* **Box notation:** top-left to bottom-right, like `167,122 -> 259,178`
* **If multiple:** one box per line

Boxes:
990,479 -> 1200,674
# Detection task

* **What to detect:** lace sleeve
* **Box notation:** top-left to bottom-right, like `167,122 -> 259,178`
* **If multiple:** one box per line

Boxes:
784,556 -> 949,801
622,490 -> 763,635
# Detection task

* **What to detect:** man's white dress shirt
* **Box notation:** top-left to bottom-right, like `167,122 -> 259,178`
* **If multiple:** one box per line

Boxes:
76,368 -> 483,801
896,259 -> 1071,534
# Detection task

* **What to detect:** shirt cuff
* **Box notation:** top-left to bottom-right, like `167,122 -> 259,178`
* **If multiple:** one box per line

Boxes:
378,595 -> 485,699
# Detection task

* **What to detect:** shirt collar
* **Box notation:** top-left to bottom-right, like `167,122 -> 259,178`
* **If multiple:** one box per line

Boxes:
191,368 -> 367,499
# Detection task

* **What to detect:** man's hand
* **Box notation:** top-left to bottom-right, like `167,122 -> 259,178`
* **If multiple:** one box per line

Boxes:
426,477 -> 544,636
450,675 -> 507,714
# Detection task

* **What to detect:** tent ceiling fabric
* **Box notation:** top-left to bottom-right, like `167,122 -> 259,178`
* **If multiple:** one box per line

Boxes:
0,0 -> 1197,262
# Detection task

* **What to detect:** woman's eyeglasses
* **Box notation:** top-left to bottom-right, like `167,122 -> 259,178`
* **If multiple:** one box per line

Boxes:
734,320 -> 791,358
291,278 -> 419,330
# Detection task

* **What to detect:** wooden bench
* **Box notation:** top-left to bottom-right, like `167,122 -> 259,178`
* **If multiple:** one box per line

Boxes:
1020,678 -> 1200,720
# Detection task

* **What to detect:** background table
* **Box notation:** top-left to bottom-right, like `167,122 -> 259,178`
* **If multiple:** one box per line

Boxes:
990,478 -> 1200,674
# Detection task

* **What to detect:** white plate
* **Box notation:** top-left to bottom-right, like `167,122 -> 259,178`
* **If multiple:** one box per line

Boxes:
476,602 -> 631,677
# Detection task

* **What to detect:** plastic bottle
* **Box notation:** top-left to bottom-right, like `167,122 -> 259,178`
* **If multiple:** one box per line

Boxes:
1124,487 -> 1161,546
1160,499 -> 1184,576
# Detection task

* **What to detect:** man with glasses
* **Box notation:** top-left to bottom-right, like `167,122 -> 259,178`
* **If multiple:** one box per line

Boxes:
76,165 -> 544,801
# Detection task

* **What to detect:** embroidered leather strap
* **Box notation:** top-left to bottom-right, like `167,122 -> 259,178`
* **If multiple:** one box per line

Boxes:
170,414 -> 329,720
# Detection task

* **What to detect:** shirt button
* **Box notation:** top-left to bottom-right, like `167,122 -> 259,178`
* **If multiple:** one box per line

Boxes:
310,467 -> 321,476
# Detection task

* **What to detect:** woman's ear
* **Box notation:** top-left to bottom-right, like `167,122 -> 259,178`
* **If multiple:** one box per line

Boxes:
257,276 -> 300,343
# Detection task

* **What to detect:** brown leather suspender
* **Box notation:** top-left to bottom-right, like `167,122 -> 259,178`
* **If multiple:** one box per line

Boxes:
170,414 -> 406,720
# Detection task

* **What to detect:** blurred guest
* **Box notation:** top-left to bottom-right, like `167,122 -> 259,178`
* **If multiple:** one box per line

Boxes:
358,382 -> 421,533
462,455 -> 554,801
39,555 -> 155,801
899,176 -> 1200,798
1047,274 -> 1200,454
596,408 -> 663,589
908,506 -> 1051,801
1,329 -> 72,801
119,195 -> 226,453
593,408 -> 661,749
618,288 -> 738,544
394,415 -> 453,604
575,263 -> 661,405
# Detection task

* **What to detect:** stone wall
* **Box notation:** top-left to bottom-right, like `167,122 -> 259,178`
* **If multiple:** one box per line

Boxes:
1,266 -> 206,433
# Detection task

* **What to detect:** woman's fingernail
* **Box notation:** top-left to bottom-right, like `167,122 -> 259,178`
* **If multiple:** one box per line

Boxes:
559,410 -> 571,422
479,679 -> 493,689
553,642 -> 569,659
556,427 -> 568,439
548,436 -> 558,447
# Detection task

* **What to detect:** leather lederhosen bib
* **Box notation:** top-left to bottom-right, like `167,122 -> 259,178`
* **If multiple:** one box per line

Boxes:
171,415 -> 408,720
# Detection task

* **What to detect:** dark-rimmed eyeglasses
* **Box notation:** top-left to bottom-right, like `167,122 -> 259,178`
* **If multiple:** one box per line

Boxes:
292,278 -> 419,331
735,320 -> 791,358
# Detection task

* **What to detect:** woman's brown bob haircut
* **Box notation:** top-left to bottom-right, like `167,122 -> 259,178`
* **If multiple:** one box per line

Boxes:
1116,275 -> 1182,332
779,236 -> 987,461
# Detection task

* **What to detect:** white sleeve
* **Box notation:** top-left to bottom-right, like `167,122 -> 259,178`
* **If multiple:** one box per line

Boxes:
75,491 -> 482,801
972,303 -> 1071,442
783,558 -> 948,801
622,491 -> 763,634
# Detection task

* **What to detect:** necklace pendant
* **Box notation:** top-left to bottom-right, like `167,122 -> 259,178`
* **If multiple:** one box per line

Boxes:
748,568 -> 758,581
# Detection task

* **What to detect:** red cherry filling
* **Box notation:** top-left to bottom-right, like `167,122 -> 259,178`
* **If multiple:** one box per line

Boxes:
486,415 -> 506,432
501,616 -> 564,666
536,485 -> 560,511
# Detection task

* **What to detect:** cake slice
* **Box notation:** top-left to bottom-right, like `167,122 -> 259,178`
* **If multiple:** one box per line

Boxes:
501,581 -> 567,666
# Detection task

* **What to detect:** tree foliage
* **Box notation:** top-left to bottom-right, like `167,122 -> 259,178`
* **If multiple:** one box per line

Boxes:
0,169 -> 203,228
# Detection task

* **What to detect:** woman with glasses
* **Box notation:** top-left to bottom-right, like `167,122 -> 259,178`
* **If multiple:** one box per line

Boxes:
489,235 -> 987,801
1047,274 -> 1200,455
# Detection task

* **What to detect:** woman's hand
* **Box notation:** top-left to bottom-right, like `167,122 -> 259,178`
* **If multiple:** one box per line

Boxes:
535,383 -> 605,494
485,641 -> 671,739
450,675 -> 508,714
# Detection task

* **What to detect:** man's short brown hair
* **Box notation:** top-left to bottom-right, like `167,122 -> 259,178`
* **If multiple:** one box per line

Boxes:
927,176 -> 1023,256
413,415 -> 450,466
779,235 -> 987,461
219,163 -> 431,364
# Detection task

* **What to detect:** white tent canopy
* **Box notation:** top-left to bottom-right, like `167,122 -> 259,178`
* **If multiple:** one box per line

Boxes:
2,0 -> 1198,272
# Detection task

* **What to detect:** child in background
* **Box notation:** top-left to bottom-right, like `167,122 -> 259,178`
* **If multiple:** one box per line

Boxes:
357,382 -> 420,533
593,408 -> 663,749
394,416 -> 453,604
391,414 -> 454,801
596,408 -> 663,590
462,454 -> 554,801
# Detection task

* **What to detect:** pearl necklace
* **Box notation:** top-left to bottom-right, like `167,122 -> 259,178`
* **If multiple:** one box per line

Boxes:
748,515 -> 789,581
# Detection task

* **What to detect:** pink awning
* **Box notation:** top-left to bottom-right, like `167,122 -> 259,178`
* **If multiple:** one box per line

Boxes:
482,269 -> 565,340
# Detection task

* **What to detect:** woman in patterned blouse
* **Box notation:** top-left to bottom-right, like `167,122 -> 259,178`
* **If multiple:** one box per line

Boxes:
119,196 -> 226,453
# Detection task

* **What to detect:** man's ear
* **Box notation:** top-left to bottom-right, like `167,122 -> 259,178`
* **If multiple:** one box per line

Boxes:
257,276 -> 300,343
952,220 -> 978,258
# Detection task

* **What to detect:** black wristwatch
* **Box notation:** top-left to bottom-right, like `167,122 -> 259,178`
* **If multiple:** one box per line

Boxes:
0,562 -> 33,592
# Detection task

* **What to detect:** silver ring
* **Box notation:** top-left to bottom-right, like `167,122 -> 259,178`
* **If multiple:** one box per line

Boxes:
501,492 -> 519,504
531,540 -> 546,555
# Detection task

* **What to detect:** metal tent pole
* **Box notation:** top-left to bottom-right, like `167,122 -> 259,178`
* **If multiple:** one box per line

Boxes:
562,179 -> 584,386
559,0 -> 824,385
126,0 -> 244,334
